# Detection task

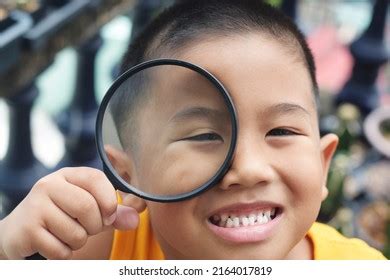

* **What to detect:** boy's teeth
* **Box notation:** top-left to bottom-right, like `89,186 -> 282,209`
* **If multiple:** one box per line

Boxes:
233,217 -> 240,228
248,216 -> 256,225
220,214 -> 229,222
241,216 -> 249,226
265,210 -> 271,220
211,208 -> 278,228
258,215 -> 265,224
226,218 -> 234,228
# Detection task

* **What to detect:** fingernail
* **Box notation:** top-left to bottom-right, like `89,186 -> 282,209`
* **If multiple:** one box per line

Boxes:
103,212 -> 116,226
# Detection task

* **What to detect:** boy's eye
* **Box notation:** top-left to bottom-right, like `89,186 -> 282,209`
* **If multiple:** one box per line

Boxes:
267,128 -> 298,136
181,133 -> 223,142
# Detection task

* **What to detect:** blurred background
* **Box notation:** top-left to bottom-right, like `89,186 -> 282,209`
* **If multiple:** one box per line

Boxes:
0,0 -> 389,258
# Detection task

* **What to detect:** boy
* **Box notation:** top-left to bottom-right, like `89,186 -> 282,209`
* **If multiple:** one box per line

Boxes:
0,0 -> 386,259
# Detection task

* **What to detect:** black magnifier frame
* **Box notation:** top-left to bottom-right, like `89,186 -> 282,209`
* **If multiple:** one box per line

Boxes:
96,58 -> 238,202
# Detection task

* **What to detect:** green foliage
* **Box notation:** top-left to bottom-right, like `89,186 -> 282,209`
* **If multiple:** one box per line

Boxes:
266,0 -> 283,7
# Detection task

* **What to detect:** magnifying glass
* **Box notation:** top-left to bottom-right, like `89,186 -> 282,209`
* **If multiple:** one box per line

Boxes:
96,59 -> 238,202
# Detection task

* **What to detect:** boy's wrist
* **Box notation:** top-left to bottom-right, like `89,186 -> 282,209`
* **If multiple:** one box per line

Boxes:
0,219 -> 8,260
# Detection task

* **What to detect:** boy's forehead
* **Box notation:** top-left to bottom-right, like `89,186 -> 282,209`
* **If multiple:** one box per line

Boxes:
170,33 -> 318,120
173,32 -> 298,67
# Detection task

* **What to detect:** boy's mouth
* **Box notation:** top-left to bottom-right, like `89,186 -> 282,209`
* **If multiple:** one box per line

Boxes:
208,207 -> 280,228
206,203 -> 283,243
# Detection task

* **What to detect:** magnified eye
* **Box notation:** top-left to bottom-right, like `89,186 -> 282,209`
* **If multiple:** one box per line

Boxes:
181,133 -> 223,142
267,128 -> 298,136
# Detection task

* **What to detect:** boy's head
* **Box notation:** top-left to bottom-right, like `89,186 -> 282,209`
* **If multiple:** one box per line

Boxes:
112,0 -> 320,149
108,0 -> 339,259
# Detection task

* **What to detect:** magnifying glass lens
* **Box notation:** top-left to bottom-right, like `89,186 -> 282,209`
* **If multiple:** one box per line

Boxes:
99,61 -> 235,201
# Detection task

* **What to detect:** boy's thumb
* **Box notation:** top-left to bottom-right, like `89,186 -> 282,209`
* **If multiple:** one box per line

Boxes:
111,205 -> 140,230
119,192 -> 147,213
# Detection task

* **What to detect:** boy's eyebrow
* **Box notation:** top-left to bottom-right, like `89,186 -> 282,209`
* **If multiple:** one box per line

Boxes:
169,106 -> 229,123
263,103 -> 311,118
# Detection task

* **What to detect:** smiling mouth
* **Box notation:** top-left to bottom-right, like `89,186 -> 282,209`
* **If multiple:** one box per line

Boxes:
208,207 -> 281,228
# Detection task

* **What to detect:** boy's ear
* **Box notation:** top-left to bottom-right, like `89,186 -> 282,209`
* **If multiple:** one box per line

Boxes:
105,146 -> 147,213
104,145 -> 133,183
319,133 -> 339,201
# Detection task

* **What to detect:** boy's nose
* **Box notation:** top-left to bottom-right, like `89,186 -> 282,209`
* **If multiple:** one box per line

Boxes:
218,136 -> 277,191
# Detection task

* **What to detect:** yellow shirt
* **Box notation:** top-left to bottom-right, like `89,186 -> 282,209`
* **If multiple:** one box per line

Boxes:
109,210 -> 386,260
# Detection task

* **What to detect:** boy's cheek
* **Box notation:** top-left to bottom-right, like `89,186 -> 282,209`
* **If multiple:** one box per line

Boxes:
147,203 -> 184,246
147,200 -> 198,237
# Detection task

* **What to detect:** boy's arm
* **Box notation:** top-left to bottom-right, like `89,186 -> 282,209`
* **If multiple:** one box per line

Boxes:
0,167 -> 139,260
0,217 -> 114,260
0,219 -> 7,260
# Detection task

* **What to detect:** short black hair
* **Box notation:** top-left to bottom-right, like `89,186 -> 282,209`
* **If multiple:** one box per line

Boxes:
111,0 -> 318,150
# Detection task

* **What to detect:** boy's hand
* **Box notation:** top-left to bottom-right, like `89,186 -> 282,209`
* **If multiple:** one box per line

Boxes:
0,167 -> 139,260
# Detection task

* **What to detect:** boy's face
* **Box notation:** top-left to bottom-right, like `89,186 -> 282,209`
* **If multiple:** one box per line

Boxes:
123,33 -> 338,259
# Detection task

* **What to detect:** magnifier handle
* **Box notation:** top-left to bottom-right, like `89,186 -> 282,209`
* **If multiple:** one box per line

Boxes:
26,253 -> 46,260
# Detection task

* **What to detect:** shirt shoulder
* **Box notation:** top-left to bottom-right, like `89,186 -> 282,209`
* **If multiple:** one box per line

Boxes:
307,222 -> 387,260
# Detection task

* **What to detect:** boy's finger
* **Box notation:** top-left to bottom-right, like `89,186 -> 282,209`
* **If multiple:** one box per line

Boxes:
46,181 -> 104,234
111,205 -> 139,231
58,167 -> 118,222
44,202 -> 89,250
32,228 -> 73,260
